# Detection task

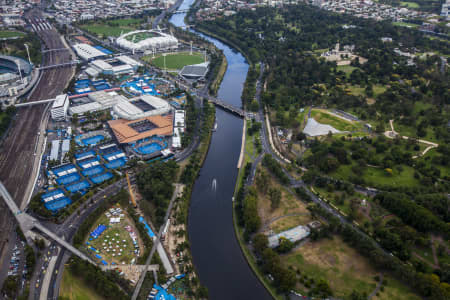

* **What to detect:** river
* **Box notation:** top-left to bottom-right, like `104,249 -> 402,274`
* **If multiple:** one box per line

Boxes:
170,2 -> 272,300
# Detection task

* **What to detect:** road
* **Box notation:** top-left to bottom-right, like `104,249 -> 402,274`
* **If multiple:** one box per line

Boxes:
0,8 -> 74,290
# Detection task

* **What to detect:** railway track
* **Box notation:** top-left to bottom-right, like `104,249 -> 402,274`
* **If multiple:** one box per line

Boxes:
0,8 -> 75,289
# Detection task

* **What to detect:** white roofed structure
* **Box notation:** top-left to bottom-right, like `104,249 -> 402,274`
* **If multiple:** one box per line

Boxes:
112,94 -> 171,120
73,43 -> 106,61
116,30 -> 178,51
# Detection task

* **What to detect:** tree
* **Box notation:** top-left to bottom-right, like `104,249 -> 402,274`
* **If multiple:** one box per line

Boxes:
269,187 -> 281,210
277,237 -> 294,253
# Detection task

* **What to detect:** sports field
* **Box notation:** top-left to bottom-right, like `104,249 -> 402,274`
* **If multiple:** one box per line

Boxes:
144,52 -> 205,70
0,31 -> 25,39
124,31 -> 160,42
310,109 -> 363,132
60,269 -> 105,300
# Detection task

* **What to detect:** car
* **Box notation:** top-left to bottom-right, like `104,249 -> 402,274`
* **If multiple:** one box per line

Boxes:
35,283 -> 39,288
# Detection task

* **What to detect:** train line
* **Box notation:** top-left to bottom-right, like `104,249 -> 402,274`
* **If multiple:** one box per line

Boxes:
0,8 -> 74,289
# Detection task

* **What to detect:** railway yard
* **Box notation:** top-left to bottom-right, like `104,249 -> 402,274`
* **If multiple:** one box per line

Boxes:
0,8 -> 75,292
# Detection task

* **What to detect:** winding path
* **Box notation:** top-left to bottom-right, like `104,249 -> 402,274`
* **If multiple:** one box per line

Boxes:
384,119 -> 438,158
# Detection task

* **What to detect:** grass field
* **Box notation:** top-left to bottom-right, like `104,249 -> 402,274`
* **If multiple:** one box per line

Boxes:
332,164 -> 419,188
0,31 -> 25,39
310,109 -> 363,132
256,169 -> 313,230
284,236 -> 421,299
60,269 -> 105,300
392,22 -> 420,28
124,31 -> 159,42
81,18 -> 143,37
336,65 -> 359,77
144,52 -> 205,70
85,211 -> 142,265
400,1 -> 420,8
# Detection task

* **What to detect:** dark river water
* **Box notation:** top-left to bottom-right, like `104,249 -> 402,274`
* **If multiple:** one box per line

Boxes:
170,2 -> 272,300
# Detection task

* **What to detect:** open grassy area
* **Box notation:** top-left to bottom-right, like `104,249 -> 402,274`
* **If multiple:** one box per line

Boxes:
256,168 -> 313,230
336,65 -> 358,77
392,22 -> 420,28
400,1 -> 420,8
80,18 -> 143,37
310,109 -> 363,132
332,163 -> 419,188
284,236 -> 420,299
60,268 -> 105,300
0,30 -> 25,39
124,31 -> 159,42
84,210 -> 142,265
144,52 -> 205,70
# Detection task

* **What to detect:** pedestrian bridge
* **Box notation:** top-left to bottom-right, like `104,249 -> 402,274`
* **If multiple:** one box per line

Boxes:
0,182 -> 96,266
37,61 -> 79,70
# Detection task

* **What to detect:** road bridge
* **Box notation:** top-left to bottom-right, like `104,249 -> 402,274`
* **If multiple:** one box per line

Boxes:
42,48 -> 70,53
0,182 -> 96,266
174,9 -> 189,13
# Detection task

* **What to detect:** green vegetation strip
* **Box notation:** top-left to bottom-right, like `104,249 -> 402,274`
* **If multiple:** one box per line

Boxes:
144,52 -> 205,70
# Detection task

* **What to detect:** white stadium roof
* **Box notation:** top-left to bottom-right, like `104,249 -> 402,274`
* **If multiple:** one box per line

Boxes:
116,30 -> 178,51
113,94 -> 171,120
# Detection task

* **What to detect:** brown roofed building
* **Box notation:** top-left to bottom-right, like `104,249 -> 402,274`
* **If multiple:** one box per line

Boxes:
108,115 -> 173,144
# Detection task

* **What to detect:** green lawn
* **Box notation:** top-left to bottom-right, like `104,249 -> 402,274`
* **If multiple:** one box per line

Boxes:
336,65 -> 358,77
392,22 -> 419,28
400,1 -> 420,8
345,84 -> 387,97
60,269 -> 105,300
310,109 -> 363,132
332,164 -> 419,188
80,18 -> 144,37
0,30 -> 25,39
144,52 -> 205,70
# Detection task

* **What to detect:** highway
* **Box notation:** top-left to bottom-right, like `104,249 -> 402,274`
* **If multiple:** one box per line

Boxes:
0,8 -> 75,290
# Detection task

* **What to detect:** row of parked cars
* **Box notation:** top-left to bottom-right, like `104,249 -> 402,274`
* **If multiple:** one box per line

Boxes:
7,242 -> 24,277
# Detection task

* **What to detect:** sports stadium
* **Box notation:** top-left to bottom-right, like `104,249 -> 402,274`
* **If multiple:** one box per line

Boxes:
115,30 -> 178,52
0,55 -> 33,99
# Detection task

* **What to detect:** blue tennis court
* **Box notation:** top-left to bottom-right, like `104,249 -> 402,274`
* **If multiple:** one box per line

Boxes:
44,197 -> 72,211
91,172 -> 113,184
75,150 -> 96,160
56,173 -> 81,185
105,158 -> 126,169
82,135 -> 104,146
94,45 -> 113,55
82,165 -> 104,177
135,143 -> 163,155
65,180 -> 91,193
51,164 -> 77,177
94,83 -> 111,91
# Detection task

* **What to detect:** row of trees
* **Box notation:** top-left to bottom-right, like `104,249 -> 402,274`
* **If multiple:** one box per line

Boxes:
137,160 -> 178,227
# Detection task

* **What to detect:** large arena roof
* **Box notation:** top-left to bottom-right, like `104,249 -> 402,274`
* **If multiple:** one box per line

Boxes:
108,115 -> 173,144
0,55 -> 32,75
116,30 -> 178,51
113,94 -> 171,120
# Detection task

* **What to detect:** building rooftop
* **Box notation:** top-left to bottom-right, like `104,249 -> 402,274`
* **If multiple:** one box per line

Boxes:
108,115 -> 173,144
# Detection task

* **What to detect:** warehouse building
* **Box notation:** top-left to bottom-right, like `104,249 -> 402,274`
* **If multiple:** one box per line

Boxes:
51,94 -> 69,121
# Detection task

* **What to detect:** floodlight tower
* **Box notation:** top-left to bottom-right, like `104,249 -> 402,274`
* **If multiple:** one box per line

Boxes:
15,59 -> 23,83
24,43 -> 32,65
190,41 -> 193,55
